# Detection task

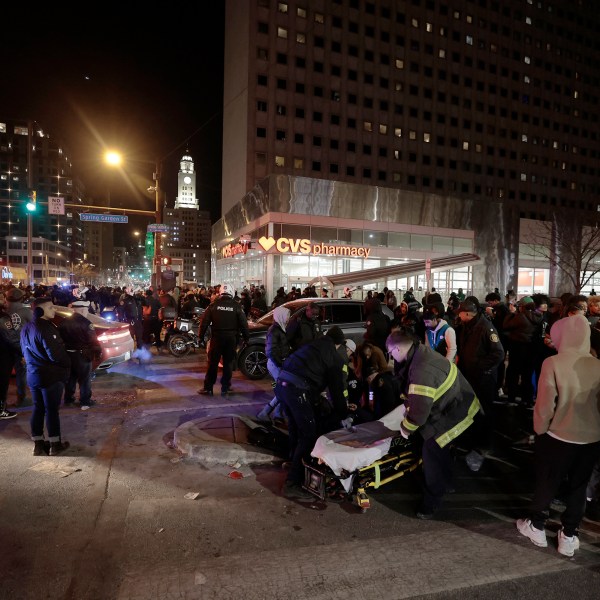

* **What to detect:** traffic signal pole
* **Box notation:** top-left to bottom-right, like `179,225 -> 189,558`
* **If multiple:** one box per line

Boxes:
26,120 -> 33,286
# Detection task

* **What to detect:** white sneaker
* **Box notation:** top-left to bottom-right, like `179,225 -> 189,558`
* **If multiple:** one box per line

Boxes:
557,529 -> 580,557
516,518 -> 548,547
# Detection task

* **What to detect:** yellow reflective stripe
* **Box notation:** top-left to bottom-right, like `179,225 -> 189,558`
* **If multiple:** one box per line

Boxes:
343,364 -> 348,374
343,389 -> 348,398
408,383 -> 436,398
374,463 -> 381,488
402,418 -> 419,432
435,396 -> 481,448
434,362 -> 457,401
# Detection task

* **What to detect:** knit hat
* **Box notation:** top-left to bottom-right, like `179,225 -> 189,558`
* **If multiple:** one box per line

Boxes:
326,325 -> 346,345
6,288 -> 24,301
344,339 -> 357,354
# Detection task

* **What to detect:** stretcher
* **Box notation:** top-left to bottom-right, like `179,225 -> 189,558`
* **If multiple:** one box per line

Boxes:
302,405 -> 422,511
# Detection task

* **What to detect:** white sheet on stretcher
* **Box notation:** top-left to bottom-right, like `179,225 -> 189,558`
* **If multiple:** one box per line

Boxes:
310,405 -> 407,493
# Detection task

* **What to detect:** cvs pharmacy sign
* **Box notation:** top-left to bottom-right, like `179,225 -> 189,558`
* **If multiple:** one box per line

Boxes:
257,236 -> 371,258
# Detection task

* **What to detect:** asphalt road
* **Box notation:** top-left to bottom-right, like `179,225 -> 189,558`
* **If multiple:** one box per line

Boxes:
1,349 -> 600,600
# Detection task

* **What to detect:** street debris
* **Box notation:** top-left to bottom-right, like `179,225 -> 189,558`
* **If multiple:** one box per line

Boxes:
227,460 -> 241,469
184,492 -> 200,500
194,572 -> 207,585
29,461 -> 81,478
228,471 -> 244,479
158,528 -> 165,533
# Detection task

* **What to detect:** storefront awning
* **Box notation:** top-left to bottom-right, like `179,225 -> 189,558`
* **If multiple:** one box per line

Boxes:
309,253 -> 480,289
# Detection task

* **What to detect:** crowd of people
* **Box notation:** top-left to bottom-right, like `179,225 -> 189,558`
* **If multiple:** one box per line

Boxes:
2,279 -> 600,556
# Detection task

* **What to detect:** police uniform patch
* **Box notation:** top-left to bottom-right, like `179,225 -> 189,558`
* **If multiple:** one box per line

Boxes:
490,333 -> 500,343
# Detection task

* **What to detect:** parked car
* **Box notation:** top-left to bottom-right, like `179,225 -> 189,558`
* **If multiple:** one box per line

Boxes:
51,306 -> 135,372
236,298 -> 393,380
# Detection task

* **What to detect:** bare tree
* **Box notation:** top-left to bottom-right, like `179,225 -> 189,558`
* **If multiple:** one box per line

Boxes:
523,212 -> 600,295
72,261 -> 99,286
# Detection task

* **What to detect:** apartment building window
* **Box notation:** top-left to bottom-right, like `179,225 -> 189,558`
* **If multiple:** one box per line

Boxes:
379,124 -> 388,134
294,158 -> 304,169
297,7 -> 306,18
379,147 -> 387,157
330,139 -> 339,150
363,121 -> 373,132
257,48 -> 268,60
363,97 -> 373,108
394,150 -> 401,160
409,130 -> 417,140
394,127 -> 402,138
314,86 -> 323,97
295,107 -> 305,118
380,99 -> 389,110
277,27 -> 288,39
346,166 -> 355,176
331,65 -> 341,76
332,41 -> 341,52
296,33 -> 306,44
313,111 -> 323,122
275,156 -> 285,167
314,12 -> 324,23
393,172 -> 401,183
295,83 -> 305,93
277,79 -> 287,90
257,100 -> 267,112
363,144 -> 372,155
257,74 -> 267,86
294,133 -> 304,143
363,168 -> 372,178
347,118 -> 357,128
313,136 -> 322,147
258,22 -> 268,34
395,58 -> 404,69
315,36 -> 324,47
276,130 -> 286,141
378,171 -> 386,181
257,128 -> 266,138
348,93 -> 357,104
277,53 -> 287,65
256,153 -> 266,166
348,69 -> 357,81
312,161 -> 321,171
330,164 -> 339,174
331,114 -> 340,125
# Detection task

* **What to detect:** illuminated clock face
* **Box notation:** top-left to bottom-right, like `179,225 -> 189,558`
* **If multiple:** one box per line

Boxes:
183,176 -> 192,184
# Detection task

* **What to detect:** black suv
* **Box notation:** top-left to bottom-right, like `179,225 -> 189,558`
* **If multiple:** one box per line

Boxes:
237,298 -> 393,380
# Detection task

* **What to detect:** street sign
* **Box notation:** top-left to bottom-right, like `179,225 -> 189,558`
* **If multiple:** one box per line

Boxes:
80,213 -> 128,223
48,196 -> 65,215
147,223 -> 168,233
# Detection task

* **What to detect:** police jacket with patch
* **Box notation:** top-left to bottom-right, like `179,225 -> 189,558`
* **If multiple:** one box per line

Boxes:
397,345 -> 480,446
0,310 -> 22,358
455,313 -> 504,383
280,336 -> 348,421
199,295 -> 249,342
20,318 -> 70,387
58,312 -> 102,355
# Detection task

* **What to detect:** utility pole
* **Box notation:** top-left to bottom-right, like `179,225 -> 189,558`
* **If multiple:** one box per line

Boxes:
26,120 -> 33,286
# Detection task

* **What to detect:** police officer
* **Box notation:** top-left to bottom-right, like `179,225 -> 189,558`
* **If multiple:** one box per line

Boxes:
454,300 -> 505,472
198,283 -> 249,396
59,300 -> 102,409
20,297 -> 71,456
386,330 -> 481,519
275,326 -> 350,499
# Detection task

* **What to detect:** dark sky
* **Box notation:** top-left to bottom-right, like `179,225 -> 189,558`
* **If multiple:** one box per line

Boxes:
2,4 -> 225,229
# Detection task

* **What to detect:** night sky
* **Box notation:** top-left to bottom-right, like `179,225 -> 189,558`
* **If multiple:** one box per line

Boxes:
2,4 -> 225,228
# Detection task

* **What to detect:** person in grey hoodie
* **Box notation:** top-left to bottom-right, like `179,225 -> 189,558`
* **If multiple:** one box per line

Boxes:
256,306 -> 291,422
516,313 -> 600,557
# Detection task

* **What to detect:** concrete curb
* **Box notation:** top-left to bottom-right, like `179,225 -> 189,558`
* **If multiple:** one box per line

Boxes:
174,414 -> 282,466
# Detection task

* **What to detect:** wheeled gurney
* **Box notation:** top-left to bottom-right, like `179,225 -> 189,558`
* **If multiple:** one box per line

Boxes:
302,405 -> 422,511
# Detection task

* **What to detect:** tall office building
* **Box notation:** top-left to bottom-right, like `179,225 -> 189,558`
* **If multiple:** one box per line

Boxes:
0,118 -> 84,284
164,154 -> 212,285
216,0 -> 599,300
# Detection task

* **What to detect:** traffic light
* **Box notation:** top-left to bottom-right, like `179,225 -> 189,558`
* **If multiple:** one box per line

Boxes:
162,256 -> 171,266
145,232 -> 154,259
26,190 -> 37,212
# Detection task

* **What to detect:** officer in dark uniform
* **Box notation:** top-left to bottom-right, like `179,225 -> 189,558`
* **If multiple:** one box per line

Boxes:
20,297 -> 71,456
58,300 -> 102,409
454,300 -> 505,471
198,283 -> 249,396
275,326 -> 350,499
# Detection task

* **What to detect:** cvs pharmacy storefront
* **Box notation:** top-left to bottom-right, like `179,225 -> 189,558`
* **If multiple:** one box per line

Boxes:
211,175 -> 517,302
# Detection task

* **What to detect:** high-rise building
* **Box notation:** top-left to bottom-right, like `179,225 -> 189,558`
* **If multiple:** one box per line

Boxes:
164,153 -> 212,285
0,118 -> 84,284
215,0 -> 600,300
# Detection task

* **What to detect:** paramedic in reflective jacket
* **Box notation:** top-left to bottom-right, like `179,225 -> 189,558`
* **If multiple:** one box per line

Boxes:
275,326 -> 350,500
387,331 -> 480,519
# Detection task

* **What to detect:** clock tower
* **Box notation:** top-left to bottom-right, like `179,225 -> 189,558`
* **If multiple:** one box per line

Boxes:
174,153 -> 198,209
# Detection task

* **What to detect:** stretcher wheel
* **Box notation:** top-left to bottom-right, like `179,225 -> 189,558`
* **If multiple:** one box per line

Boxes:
355,488 -> 370,512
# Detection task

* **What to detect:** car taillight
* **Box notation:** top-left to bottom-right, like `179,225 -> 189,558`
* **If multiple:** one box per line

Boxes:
97,329 -> 131,342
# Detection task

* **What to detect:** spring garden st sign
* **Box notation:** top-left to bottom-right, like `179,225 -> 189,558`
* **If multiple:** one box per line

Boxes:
257,236 -> 371,258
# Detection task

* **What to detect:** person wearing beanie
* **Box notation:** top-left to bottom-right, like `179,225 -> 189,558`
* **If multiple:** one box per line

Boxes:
275,324 -> 350,499
20,297 -> 71,456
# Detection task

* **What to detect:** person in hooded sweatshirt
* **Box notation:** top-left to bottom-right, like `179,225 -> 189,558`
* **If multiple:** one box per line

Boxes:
256,306 -> 291,422
516,314 -> 600,557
